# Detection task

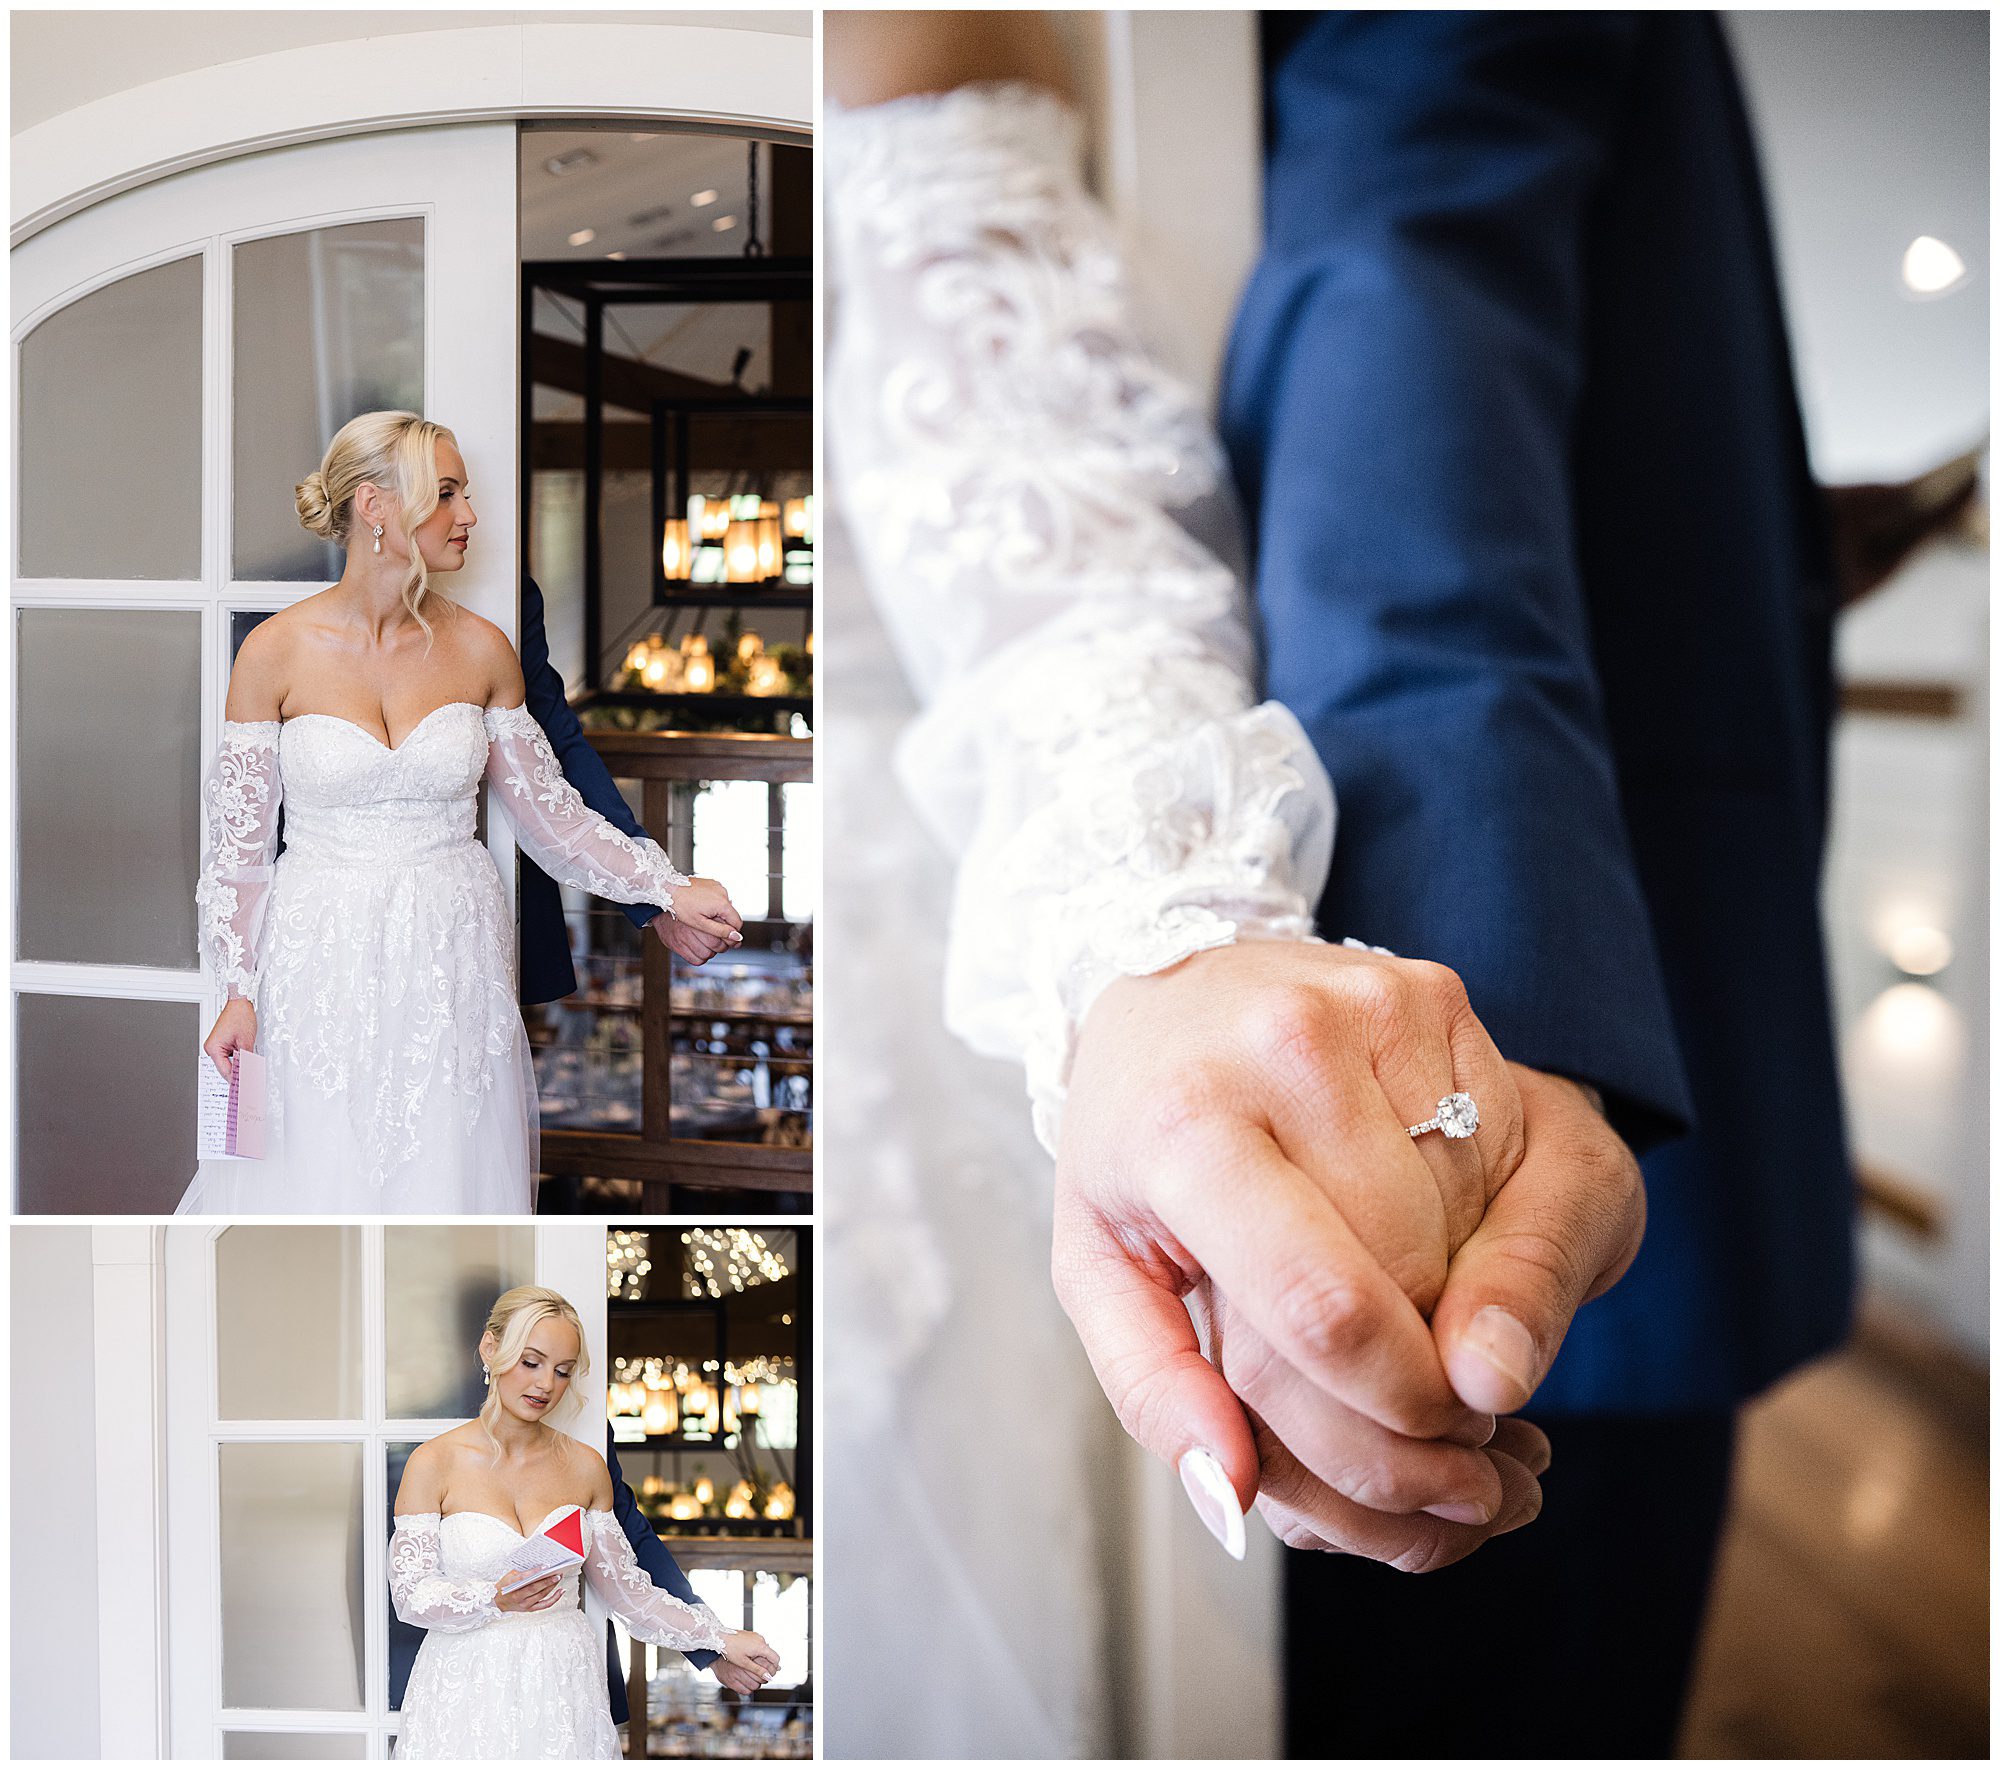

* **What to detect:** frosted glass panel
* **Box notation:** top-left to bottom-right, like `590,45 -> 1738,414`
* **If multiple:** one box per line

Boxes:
385,1226 -> 537,1419
223,1734 -> 365,1759
16,608 -> 201,966
216,1228 -> 363,1420
233,218 -> 425,579
219,1442 -> 365,1711
16,994 -> 198,1213
17,255 -> 202,579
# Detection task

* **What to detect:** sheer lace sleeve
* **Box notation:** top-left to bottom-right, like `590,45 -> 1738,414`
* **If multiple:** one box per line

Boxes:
482,705 -> 690,915
582,1510 -> 728,1652
387,1514 -> 501,1633
194,720 -> 283,1004
827,84 -> 1337,1151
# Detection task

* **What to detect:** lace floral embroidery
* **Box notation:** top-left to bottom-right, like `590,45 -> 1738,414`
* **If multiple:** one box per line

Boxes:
582,1511 -> 727,1653
829,83 -> 1336,1151
484,705 -> 691,910
194,721 -> 283,1004
390,1507 -> 725,1758
387,1514 -> 501,1632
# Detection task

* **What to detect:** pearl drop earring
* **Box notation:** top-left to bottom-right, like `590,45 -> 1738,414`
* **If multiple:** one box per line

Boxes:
372,524 -> 385,554
482,1364 -> 491,1387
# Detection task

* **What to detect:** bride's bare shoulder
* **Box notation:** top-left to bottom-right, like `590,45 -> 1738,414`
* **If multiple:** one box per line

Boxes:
446,607 -> 526,704
222,609 -> 299,722
395,1424 -> 481,1508
564,1438 -> 614,1508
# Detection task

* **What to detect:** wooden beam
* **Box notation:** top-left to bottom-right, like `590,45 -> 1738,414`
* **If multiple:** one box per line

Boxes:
1841,679 -> 1965,720
540,1129 -> 812,1192
1857,1160 -> 1946,1239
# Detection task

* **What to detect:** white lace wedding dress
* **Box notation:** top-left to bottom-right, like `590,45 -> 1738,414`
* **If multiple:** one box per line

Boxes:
824,84 -> 1332,1754
178,702 -> 690,1214
389,1507 -> 726,1759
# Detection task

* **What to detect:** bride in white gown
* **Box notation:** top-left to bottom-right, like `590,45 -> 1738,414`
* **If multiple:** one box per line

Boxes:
178,411 -> 742,1215
390,1285 -> 778,1759
824,16 -> 1336,1755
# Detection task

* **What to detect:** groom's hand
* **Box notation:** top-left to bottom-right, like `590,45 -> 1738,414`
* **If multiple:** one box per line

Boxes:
1053,942 -> 1528,1549
1189,1062 -> 1642,1566
651,914 -> 727,967
712,1656 -> 771,1694
1205,1281 -> 1551,1569
1429,1063 -> 1645,1414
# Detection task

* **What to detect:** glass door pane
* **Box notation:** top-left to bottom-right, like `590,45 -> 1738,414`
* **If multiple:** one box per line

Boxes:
385,1225 -> 535,1418
216,1227 -> 364,1419
15,606 -> 202,966
218,1441 -> 366,1711
16,993 -> 200,1211
17,255 -> 202,579
223,1734 -> 367,1759
232,219 -> 425,580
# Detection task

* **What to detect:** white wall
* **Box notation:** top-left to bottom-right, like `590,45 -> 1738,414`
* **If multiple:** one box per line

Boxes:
1731,13 -> 1990,1353
10,1228 -> 102,1759
10,9 -> 810,135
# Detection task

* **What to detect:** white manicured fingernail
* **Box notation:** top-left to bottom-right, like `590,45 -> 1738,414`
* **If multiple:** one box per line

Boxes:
1178,1447 -> 1246,1561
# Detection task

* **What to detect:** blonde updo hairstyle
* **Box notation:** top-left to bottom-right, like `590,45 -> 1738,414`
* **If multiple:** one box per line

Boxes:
295,410 -> 457,647
478,1284 -> 588,1457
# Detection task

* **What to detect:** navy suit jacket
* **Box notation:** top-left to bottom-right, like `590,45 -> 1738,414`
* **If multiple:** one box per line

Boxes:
516,576 -> 658,1006
1221,12 -> 1854,1413
603,1443 -> 718,1726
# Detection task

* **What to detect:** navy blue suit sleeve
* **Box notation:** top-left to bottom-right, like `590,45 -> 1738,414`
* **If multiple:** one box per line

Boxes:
1222,14 -> 1693,1150
518,578 -> 658,935
606,1444 -> 719,1669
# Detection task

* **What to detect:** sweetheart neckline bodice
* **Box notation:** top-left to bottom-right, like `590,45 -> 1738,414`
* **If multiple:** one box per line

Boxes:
282,699 -> 487,755
438,1504 -> 582,1540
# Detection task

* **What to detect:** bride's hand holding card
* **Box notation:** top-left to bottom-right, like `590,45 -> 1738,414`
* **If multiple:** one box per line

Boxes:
496,1505 -> 587,1593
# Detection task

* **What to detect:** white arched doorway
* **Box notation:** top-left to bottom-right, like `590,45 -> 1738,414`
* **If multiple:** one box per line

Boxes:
8,20 -> 811,1211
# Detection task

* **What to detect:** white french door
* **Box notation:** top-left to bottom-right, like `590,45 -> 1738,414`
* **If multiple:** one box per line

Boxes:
9,125 -> 519,1211
164,1222 -> 607,1759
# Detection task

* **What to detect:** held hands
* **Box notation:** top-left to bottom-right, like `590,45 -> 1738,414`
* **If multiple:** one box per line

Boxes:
719,1629 -> 781,1687
660,878 -> 745,959
1053,942 -> 1644,1566
712,1657 -> 771,1696
202,996 -> 259,1081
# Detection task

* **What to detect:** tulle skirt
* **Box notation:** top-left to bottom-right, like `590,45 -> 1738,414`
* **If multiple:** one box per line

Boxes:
394,1610 -> 620,1760
177,843 -> 538,1215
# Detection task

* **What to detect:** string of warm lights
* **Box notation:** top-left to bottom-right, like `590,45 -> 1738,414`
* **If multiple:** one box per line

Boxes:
607,1228 -> 654,1299
681,1227 -> 791,1297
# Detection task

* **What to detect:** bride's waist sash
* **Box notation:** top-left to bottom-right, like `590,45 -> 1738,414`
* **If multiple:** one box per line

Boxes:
279,800 -> 479,869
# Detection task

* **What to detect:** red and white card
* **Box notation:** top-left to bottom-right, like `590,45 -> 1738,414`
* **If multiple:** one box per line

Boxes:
497,1505 -> 587,1591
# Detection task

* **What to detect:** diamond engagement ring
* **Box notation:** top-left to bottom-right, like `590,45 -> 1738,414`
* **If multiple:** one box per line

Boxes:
1407,1092 -> 1480,1140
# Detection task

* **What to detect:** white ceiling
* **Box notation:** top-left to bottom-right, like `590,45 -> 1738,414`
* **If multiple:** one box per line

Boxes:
1729,11 -> 1988,481
521,128 -> 761,262
9,10 -> 809,136
522,129 -> 800,406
